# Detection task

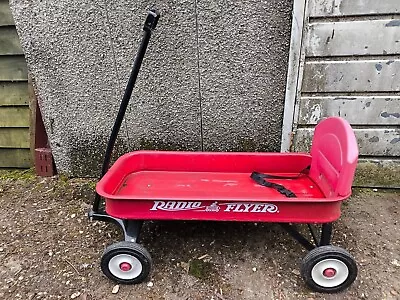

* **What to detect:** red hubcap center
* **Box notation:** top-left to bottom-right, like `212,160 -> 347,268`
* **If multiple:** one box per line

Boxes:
323,268 -> 336,278
119,262 -> 132,271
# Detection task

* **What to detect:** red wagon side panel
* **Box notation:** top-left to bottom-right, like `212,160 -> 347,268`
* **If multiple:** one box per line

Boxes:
105,198 -> 342,223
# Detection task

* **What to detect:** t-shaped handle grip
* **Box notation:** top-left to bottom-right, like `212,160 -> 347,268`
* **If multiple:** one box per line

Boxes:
144,9 -> 160,32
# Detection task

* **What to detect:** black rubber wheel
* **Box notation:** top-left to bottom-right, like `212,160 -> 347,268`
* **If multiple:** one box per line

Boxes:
300,245 -> 357,293
101,241 -> 152,284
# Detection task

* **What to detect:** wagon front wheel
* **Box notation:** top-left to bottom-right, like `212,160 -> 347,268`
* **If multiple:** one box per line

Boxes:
101,241 -> 152,284
301,245 -> 357,293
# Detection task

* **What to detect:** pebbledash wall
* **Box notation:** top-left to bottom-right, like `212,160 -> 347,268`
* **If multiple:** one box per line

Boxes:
10,0 -> 293,176
281,0 -> 400,188
10,0 -> 400,187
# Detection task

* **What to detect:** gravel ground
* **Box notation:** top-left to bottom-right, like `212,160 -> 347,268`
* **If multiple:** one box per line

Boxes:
0,171 -> 399,300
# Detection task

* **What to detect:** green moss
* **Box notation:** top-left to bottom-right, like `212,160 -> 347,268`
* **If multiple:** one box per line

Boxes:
354,161 -> 400,187
139,138 -> 189,151
188,259 -> 214,280
230,138 -> 278,152
237,138 -> 257,152
0,168 -> 36,181
351,187 -> 400,197
86,180 -> 97,190
67,134 -> 194,177
58,173 -> 69,183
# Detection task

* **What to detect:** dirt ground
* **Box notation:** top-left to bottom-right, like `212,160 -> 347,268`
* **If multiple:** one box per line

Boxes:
0,171 -> 399,300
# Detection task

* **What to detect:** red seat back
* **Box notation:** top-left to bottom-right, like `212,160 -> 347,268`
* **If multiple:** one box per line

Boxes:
309,117 -> 358,197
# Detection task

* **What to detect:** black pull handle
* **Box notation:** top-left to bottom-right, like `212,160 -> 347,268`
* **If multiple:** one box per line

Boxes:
92,9 -> 160,212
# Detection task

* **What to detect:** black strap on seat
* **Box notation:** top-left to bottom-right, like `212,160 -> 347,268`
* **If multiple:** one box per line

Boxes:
250,166 -> 310,198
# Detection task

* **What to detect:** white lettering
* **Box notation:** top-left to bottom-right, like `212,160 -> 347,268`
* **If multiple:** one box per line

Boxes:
223,203 -> 279,213
150,201 -> 278,213
192,202 -> 202,209
150,201 -> 165,211
243,203 -> 253,212
251,204 -> 263,213
233,204 -> 244,212
261,204 -> 278,213
224,204 -> 236,212
175,201 -> 187,210
151,201 -> 203,211
165,201 -> 176,210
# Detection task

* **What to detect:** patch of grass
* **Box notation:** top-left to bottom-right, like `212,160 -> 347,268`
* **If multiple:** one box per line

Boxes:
188,259 -> 214,280
58,173 -> 70,183
351,187 -> 400,196
354,161 -> 400,187
51,173 -> 70,190
351,188 -> 375,196
0,168 -> 36,181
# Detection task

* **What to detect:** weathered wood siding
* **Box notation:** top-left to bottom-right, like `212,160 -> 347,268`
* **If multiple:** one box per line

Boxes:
0,1 -> 14,26
306,20 -> 400,57
302,60 -> 400,92
295,128 -> 400,156
0,0 -> 31,168
292,0 -> 400,187
309,0 -> 399,17
298,96 -> 400,125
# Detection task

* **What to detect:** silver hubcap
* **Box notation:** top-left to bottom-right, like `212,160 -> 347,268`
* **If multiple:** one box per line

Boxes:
109,254 -> 143,280
311,258 -> 349,288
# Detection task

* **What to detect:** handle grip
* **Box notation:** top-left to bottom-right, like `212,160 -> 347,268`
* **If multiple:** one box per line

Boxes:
144,9 -> 160,32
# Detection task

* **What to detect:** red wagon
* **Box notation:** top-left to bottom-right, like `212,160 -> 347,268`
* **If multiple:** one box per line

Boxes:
89,10 -> 359,293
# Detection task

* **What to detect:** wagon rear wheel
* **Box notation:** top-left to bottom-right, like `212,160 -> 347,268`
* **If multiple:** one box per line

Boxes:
101,241 -> 152,284
301,245 -> 357,293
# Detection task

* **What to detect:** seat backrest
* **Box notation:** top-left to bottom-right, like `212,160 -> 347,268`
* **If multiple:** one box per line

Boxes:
309,117 -> 358,197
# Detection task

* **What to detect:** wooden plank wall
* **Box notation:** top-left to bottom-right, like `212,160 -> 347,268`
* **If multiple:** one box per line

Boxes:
0,0 -> 31,168
293,0 -> 400,187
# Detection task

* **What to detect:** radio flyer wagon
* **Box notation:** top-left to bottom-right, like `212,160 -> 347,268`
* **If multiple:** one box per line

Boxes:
89,10 -> 359,293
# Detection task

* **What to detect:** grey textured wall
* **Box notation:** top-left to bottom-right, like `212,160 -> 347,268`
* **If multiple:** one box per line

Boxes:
10,0 -> 293,176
